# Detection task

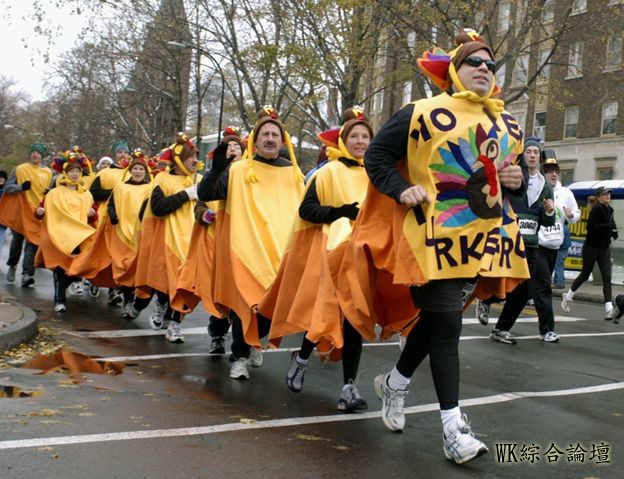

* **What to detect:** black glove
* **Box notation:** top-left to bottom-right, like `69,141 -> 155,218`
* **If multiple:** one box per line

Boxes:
329,202 -> 359,221
21,181 -> 31,191
212,142 -> 235,171
110,215 -> 119,225
612,228 -> 619,240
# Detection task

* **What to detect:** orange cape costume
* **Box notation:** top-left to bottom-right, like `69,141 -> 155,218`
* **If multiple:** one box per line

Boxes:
69,180 -> 151,287
133,172 -> 200,299
35,186 -> 96,271
171,201 -> 223,316
0,163 -> 52,245
213,159 -> 304,346
259,160 -> 368,352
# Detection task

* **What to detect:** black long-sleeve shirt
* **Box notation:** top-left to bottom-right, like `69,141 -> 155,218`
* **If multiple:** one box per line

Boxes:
298,158 -> 363,224
586,202 -> 617,248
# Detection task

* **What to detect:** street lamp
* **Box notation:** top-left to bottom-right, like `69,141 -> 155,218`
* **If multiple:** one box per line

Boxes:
167,41 -> 225,143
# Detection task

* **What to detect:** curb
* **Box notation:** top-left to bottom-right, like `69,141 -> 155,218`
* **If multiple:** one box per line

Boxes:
0,299 -> 38,353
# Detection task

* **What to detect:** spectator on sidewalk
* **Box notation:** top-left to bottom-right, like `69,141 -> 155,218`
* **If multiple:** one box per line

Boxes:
541,152 -> 580,288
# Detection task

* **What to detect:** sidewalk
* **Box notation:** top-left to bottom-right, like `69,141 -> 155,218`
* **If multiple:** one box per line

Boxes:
0,288 -> 38,353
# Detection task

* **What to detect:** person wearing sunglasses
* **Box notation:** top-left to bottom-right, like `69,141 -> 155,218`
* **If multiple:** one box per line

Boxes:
337,28 -> 529,464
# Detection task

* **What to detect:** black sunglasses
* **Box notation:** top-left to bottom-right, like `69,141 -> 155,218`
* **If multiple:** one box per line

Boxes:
462,56 -> 496,73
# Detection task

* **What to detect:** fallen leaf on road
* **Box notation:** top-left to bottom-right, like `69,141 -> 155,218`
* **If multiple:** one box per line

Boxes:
295,434 -> 330,442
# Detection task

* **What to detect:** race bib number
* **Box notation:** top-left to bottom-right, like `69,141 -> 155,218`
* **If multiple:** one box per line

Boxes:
519,218 -> 538,236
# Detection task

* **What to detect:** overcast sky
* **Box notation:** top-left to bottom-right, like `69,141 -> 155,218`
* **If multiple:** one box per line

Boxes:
0,0 -> 89,101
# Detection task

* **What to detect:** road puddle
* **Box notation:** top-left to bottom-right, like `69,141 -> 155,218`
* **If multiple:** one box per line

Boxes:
0,385 -> 43,398
21,349 -> 125,376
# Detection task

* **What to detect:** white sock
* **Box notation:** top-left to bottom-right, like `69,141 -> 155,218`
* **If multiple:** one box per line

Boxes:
566,289 -> 575,300
441,407 -> 462,435
295,353 -> 309,365
606,302 -> 613,313
387,367 -> 410,391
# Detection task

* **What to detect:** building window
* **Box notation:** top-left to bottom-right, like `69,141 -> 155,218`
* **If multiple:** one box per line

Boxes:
534,111 -> 547,139
571,0 -> 587,14
597,166 -> 614,180
564,106 -> 579,139
601,101 -> 618,135
605,35 -> 623,70
567,42 -> 584,78
513,54 -> 529,85
498,2 -> 510,33
560,168 -> 574,186
537,49 -> 551,81
542,0 -> 554,22
495,63 -> 506,87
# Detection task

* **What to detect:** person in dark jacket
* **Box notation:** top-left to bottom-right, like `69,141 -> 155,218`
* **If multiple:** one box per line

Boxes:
477,137 -> 557,344
562,186 -> 619,320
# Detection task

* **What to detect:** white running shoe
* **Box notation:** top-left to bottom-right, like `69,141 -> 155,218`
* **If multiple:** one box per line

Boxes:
149,302 -> 167,329
541,331 -> 560,343
69,282 -> 84,295
443,414 -> 489,464
165,322 -> 184,343
6,266 -> 16,283
476,299 -> 490,325
373,373 -> 408,432
337,382 -> 368,413
605,302 -> 614,320
122,302 -> 140,320
229,358 -> 250,379
248,347 -> 263,367
54,303 -> 66,312
286,352 -> 306,393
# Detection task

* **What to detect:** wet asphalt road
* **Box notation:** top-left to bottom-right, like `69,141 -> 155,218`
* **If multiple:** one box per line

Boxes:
1,264 -> 623,479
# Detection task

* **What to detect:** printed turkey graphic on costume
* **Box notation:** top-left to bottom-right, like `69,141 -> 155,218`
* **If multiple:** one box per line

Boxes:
432,123 -> 518,227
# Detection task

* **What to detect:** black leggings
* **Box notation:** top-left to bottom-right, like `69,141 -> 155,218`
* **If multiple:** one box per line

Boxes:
571,243 -> 612,302
299,319 -> 363,385
396,309 -> 462,410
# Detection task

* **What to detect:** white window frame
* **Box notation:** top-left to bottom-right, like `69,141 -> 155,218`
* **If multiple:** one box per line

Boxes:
605,35 -> 623,71
563,106 -> 579,139
567,42 -> 584,78
601,101 -> 618,136
534,111 -> 547,140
